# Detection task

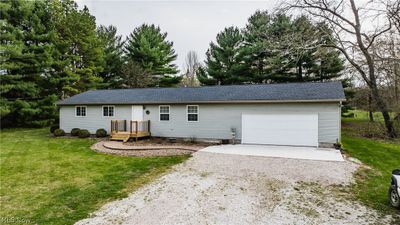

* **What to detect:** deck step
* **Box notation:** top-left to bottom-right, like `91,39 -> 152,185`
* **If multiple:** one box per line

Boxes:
110,134 -> 130,142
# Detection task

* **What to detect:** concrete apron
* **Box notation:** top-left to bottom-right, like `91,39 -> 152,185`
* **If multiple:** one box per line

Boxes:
201,144 -> 344,162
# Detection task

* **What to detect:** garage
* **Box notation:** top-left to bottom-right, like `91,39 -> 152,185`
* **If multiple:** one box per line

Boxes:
241,114 -> 319,147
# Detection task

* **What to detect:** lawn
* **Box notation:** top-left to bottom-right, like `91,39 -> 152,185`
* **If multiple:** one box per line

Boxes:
341,111 -> 400,217
0,128 -> 189,225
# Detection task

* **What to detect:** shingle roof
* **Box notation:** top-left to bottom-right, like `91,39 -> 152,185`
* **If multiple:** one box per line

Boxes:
57,81 -> 345,105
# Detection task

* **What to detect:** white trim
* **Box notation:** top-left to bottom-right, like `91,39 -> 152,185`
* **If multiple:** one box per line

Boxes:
75,105 -> 87,117
186,105 -> 199,122
102,105 -> 115,117
159,105 -> 170,122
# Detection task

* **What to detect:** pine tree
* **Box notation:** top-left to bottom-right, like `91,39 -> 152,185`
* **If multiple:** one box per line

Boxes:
0,0 -> 57,127
1,0 -> 105,127
242,12 -> 344,83
97,25 -> 124,88
242,10 -> 275,83
48,0 -> 104,98
199,27 -> 250,85
125,24 -> 180,87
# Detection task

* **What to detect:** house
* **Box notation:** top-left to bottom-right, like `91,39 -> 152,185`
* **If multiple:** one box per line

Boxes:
57,82 -> 345,147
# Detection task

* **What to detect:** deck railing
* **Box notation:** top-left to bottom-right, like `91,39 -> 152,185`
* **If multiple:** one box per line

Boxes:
130,120 -> 151,134
111,120 -> 150,134
110,120 -> 127,133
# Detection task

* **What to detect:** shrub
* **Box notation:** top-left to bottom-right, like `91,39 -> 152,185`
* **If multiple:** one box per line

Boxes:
78,129 -> 90,138
71,128 -> 80,136
54,129 -> 65,137
95,129 -> 107,138
50,124 -> 59,133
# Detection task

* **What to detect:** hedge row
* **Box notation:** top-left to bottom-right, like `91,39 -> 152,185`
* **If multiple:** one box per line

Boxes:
51,126 -> 107,138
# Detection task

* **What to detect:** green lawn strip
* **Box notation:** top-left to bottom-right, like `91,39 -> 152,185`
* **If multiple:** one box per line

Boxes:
344,109 -> 396,122
0,128 -> 188,225
342,132 -> 400,216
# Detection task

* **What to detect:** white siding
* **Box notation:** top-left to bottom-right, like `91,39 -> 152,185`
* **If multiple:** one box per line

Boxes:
60,102 -> 341,144
143,103 -> 340,144
60,105 -> 133,134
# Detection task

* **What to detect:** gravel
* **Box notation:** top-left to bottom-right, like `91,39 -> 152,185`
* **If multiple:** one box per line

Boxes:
75,151 -> 394,225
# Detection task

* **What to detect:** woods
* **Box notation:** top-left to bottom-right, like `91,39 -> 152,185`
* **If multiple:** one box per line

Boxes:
1,0 -> 399,138
0,0 -> 180,127
286,0 -> 399,137
198,11 -> 344,85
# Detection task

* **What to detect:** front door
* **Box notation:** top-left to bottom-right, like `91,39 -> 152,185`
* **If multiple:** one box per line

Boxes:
132,105 -> 143,121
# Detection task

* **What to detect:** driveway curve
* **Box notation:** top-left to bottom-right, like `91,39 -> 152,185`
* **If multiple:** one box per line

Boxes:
76,151 -> 392,225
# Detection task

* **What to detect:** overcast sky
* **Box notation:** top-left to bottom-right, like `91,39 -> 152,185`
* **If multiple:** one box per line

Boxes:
77,0 -> 278,72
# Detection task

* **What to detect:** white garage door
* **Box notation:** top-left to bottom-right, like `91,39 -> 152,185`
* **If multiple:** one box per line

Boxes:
241,114 -> 318,146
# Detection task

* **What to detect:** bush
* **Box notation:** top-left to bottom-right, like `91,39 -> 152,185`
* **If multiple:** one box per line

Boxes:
71,128 -> 80,136
78,129 -> 90,138
95,129 -> 107,138
50,124 -> 59,133
54,129 -> 65,137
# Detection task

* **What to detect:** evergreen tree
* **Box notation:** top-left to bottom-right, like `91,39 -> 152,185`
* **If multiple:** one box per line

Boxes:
0,0 -> 57,127
242,10 -> 275,83
199,27 -> 250,85
200,11 -> 344,85
48,0 -> 104,98
125,24 -> 180,87
246,14 -> 344,83
97,25 -> 124,88
1,0 -> 105,127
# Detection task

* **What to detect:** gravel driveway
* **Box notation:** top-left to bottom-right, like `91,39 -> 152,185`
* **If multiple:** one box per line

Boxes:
76,152 -> 392,225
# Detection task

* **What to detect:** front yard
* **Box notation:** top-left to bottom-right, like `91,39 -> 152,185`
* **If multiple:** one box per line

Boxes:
0,128 -> 188,225
1,113 -> 399,224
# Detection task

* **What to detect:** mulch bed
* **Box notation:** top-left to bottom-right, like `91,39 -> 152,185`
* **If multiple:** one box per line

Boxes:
91,141 -> 207,157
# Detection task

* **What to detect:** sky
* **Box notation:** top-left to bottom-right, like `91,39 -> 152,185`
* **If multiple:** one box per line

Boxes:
76,0 -> 278,72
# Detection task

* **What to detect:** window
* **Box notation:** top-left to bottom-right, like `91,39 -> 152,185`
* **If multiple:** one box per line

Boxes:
159,105 -> 170,121
187,105 -> 198,122
75,106 -> 86,117
103,106 -> 114,117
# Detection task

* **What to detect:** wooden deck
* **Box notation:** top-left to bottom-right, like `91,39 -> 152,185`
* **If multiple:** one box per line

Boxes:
110,131 -> 151,142
110,120 -> 151,142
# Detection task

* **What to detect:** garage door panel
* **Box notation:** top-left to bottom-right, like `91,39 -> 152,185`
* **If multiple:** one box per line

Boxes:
242,114 -> 318,146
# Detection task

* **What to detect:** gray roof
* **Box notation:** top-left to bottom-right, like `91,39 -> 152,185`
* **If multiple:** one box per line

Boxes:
57,81 -> 345,105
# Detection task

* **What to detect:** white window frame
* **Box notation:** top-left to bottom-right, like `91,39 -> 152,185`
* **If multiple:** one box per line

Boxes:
159,105 -> 170,121
75,106 -> 87,117
187,105 -> 199,122
102,105 -> 115,117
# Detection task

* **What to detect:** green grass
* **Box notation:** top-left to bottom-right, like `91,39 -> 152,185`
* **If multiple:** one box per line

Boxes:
343,109 -> 392,122
341,112 -> 400,218
0,128 -> 189,225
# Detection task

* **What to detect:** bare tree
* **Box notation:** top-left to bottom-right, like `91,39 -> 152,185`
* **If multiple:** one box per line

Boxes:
388,0 -> 400,33
181,51 -> 201,87
121,61 -> 154,88
286,0 -> 399,138
373,30 -> 400,121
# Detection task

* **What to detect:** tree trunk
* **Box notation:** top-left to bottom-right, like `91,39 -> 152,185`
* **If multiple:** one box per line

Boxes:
348,0 -> 397,138
368,93 -> 374,122
369,110 -> 374,122
371,84 -> 397,138
297,61 -> 303,81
